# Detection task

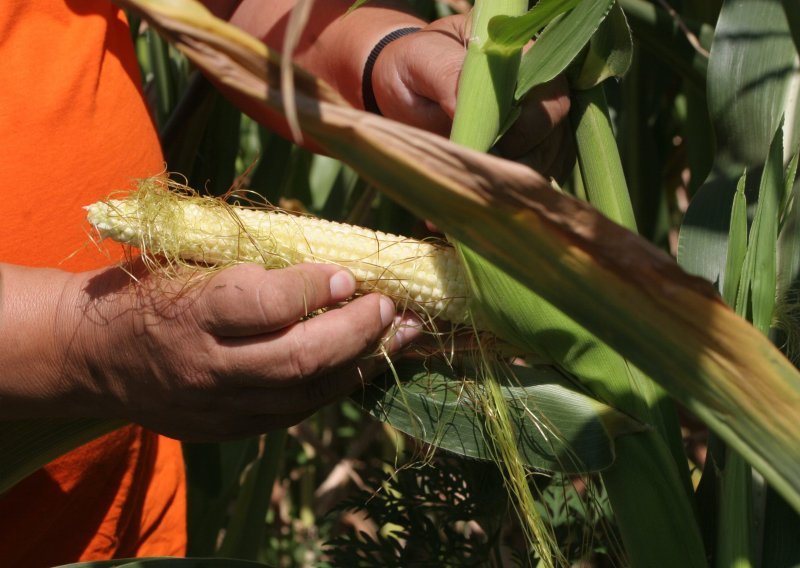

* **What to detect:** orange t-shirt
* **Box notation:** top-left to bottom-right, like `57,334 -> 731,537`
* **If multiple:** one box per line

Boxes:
0,1 -> 186,565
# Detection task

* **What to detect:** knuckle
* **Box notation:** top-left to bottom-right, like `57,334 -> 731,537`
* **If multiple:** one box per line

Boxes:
296,271 -> 322,316
287,328 -> 323,380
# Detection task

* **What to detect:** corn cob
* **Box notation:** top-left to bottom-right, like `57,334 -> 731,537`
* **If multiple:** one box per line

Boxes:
86,181 -> 471,326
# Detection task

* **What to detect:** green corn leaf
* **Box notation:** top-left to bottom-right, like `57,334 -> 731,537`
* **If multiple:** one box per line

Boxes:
715,129 -> 785,568
708,0 -> 800,169
717,449 -> 755,568
516,0 -> 614,99
161,76 -> 218,176
680,0 -> 800,301
148,31 -> 179,128
736,121 -> 784,334
602,433 -> 708,568
722,173 -> 748,306
778,152 -> 800,303
183,439 -> 258,556
572,84 -> 638,231
188,94 -> 242,195
248,130 -> 295,205
572,1 -> 633,90
780,148 -> 799,226
485,0 -> 581,55
450,0 -> 527,151
358,359 -> 643,474
782,0 -> 800,56
761,483 -> 800,567
217,430 -> 287,560
618,0 -> 711,91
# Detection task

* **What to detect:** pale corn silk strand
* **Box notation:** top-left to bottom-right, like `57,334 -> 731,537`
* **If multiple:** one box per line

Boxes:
85,177 -> 473,328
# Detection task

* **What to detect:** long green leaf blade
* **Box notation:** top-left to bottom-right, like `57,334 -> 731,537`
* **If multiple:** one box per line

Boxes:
722,174 -> 748,306
486,0 -> 581,54
359,359 -> 643,474
572,84 -> 637,231
516,0 -> 614,98
572,1 -> 633,90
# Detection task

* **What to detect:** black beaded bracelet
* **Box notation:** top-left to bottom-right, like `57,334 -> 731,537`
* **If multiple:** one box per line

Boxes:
361,27 -> 422,115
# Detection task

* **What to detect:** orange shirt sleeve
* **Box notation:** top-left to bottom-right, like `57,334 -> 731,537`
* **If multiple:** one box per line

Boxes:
0,2 -> 186,564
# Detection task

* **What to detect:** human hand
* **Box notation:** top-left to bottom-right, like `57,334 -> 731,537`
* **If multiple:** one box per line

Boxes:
224,2 -> 573,181
370,15 -> 575,182
66,263 -> 420,441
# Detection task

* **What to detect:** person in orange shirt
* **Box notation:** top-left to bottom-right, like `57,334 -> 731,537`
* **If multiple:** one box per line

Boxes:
0,1 -> 572,565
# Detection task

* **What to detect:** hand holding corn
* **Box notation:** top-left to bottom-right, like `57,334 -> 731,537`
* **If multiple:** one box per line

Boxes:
0,259 -> 420,440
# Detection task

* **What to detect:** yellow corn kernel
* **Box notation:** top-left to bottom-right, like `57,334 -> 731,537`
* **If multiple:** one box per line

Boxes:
86,183 -> 471,325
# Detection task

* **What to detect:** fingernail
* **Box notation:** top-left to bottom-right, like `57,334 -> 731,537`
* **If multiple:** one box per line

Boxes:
329,270 -> 356,301
390,313 -> 423,348
379,296 -> 395,328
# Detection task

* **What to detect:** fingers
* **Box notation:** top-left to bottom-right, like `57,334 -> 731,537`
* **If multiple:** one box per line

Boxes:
157,325 -> 409,441
495,75 -> 572,159
195,263 -> 357,337
516,120 -> 577,183
369,14 -> 575,185
217,293 -> 412,386
165,308 -> 422,440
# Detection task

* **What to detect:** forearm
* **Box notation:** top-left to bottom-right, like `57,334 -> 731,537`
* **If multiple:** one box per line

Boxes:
0,264 -> 94,419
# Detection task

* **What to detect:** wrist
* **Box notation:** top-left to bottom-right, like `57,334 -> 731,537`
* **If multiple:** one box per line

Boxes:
0,265 -> 100,418
314,2 -> 427,108
361,27 -> 422,115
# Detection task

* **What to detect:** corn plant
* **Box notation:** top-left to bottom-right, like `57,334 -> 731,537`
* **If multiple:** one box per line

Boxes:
4,0 -> 800,566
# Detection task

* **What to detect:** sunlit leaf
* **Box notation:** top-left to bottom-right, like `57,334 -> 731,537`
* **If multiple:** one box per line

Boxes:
708,0 -> 800,168
515,0 -> 614,98
359,359 -> 642,474
722,174 -> 748,305
572,85 -> 637,231
736,121 -> 784,333
680,0 -> 800,300
572,1 -> 633,89
486,0 -> 581,54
